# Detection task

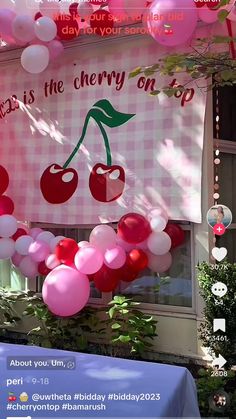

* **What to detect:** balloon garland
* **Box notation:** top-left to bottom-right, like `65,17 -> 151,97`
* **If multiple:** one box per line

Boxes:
0,0 -> 232,74
0,164 -> 185,316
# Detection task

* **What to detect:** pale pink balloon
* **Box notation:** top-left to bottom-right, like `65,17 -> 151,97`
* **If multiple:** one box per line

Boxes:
15,235 -> 34,255
0,9 -> 16,44
39,0 -> 60,19
34,16 -> 57,42
74,246 -> 103,275
0,238 -> 15,259
21,45 -> 50,74
11,252 -> 24,267
89,225 -> 117,252
19,255 -> 38,279
146,0 -> 198,47
78,241 -> 90,248
50,235 -> 65,252
42,265 -> 90,317
12,15 -> 35,42
116,236 -> 134,252
46,254 -> 61,270
0,215 -> 18,238
37,231 -> 55,244
198,4 -> 218,23
104,245 -> 126,269
29,240 -> 50,262
47,40 -> 64,60
150,216 -> 167,233
30,227 -> 43,239
147,251 -> 172,273
147,232 -> 171,255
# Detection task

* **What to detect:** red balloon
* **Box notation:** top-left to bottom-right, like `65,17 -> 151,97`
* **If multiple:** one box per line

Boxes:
164,223 -> 185,249
127,249 -> 148,272
0,165 -> 9,196
12,228 -> 27,241
55,14 -> 79,40
90,10 -> 114,36
118,213 -> 151,244
34,12 -> 43,20
93,265 -> 120,292
0,195 -> 14,215
55,238 -> 79,264
38,261 -> 51,276
116,262 -> 139,283
69,2 -> 79,16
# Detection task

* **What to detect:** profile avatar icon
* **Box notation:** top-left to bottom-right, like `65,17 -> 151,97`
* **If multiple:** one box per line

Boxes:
207,204 -> 232,229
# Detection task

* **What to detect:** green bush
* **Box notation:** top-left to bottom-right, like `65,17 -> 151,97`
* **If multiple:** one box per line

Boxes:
197,261 -> 236,367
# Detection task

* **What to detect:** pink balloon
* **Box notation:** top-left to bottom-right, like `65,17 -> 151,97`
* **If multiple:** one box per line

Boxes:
198,4 -> 218,23
104,245 -> 126,269
35,16 -> 57,42
0,9 -> 16,44
47,40 -> 64,60
37,231 -> 55,244
0,238 -> 15,259
147,232 -> 171,255
78,241 -> 90,248
12,15 -> 35,42
147,251 -> 172,273
146,0 -> 198,46
21,45 -> 50,74
19,256 -> 38,279
30,227 -> 43,239
74,246 -> 103,275
89,225 -> 117,252
11,252 -> 24,267
39,0 -> 60,19
0,215 -> 18,238
116,236 -> 134,252
42,265 -> 90,317
29,240 -> 50,262
45,254 -> 61,270
15,235 -> 34,255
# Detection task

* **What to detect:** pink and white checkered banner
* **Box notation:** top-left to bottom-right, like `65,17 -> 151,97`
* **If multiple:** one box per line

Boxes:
0,38 -> 206,225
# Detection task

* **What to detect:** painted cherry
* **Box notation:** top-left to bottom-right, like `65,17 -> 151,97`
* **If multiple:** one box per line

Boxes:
0,165 -> 9,195
40,164 -> 78,204
89,163 -> 125,203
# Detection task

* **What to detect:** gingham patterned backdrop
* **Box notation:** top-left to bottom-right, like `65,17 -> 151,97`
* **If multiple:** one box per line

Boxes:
0,37 -> 206,225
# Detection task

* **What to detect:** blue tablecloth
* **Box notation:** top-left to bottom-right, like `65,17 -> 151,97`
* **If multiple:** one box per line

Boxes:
0,343 -> 200,418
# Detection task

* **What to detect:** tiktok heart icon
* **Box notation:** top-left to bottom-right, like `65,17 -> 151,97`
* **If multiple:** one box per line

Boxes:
89,163 -> 125,203
211,247 -> 227,262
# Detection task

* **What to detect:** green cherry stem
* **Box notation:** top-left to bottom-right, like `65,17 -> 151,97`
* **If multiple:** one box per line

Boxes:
63,112 -> 91,169
93,118 -> 112,166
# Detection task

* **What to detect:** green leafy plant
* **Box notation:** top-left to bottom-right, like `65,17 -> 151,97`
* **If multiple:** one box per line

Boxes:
197,262 -> 236,367
197,368 -> 236,417
0,288 -> 21,329
107,295 -> 158,357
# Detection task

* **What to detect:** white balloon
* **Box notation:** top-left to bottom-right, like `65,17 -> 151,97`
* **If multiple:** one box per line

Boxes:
50,235 -> 65,252
0,238 -> 15,259
147,232 -> 171,256
37,231 -> 55,244
21,45 -> 49,74
150,216 -> 167,233
15,235 -> 34,255
35,16 -> 57,42
0,215 -> 18,238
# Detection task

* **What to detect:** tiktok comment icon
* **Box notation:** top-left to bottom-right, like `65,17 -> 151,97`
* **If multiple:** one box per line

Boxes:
206,204 -> 232,235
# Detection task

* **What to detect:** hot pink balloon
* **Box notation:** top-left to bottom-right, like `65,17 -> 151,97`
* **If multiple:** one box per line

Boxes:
104,245 -> 126,269
0,238 -> 15,259
147,251 -> 172,273
45,254 -> 61,270
29,240 -> 50,262
42,265 -> 90,317
15,235 -> 34,255
19,256 -> 38,279
198,4 -> 218,23
47,40 -> 64,60
0,9 -> 16,44
30,227 -> 43,239
74,246 -> 103,275
146,0 -> 198,47
89,225 -> 117,252
147,231 -> 171,255
11,252 -> 24,267
0,215 -> 18,238
12,15 -> 35,42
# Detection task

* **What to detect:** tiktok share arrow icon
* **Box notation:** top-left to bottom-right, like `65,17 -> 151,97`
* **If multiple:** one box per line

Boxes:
212,354 -> 227,369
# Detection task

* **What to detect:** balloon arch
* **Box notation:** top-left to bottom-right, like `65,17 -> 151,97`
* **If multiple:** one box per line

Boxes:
0,164 -> 185,316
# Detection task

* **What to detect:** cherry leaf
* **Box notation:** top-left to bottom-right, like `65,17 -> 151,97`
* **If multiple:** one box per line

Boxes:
90,99 -> 135,128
